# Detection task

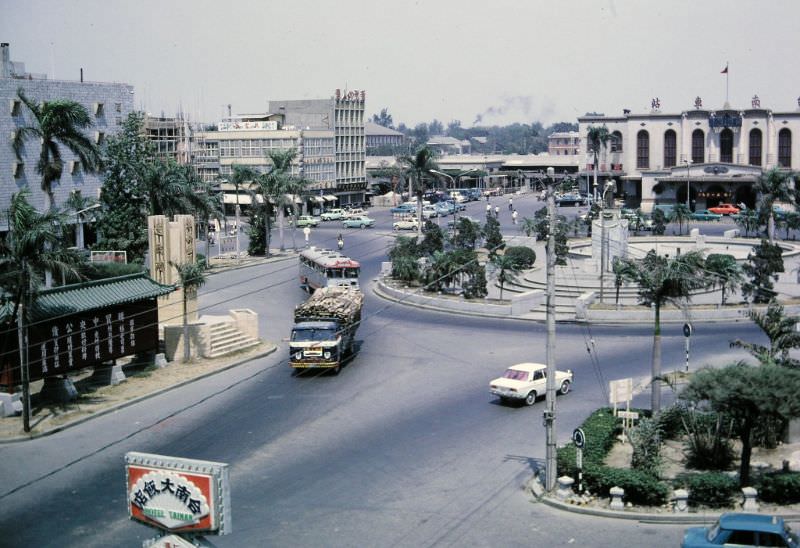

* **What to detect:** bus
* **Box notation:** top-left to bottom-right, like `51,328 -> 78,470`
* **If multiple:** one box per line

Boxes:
299,247 -> 361,292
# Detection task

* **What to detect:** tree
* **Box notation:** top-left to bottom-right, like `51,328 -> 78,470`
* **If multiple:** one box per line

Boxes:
705,253 -> 744,305
12,88 -> 102,211
180,168 -> 224,266
428,119 -> 444,136
731,300 -> 800,368
95,112 -> 154,264
672,203 -> 691,235
754,168 -> 795,243
142,158 -> 194,217
492,254 -> 520,300
451,217 -> 482,250
397,147 -> 439,240
371,108 -> 394,129
651,208 -> 667,236
680,362 -> 800,486
586,125 -> 610,204
173,261 -> 207,362
252,149 -> 297,252
782,211 -> 800,240
735,209 -> 760,238
521,209 -> 568,265
483,213 -> 505,258
619,249 -> 708,414
285,173 -> 312,251
0,191 -> 83,431
742,239 -> 784,304
611,257 -> 634,306
419,220 -> 445,256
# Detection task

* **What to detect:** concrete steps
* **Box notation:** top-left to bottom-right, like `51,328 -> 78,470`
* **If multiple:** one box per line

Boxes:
206,321 -> 260,358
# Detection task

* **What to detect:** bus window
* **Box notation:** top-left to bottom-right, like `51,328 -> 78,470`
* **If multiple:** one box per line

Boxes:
345,268 -> 359,278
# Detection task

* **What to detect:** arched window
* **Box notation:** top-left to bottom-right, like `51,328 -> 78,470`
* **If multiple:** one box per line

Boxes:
779,128 -> 792,167
637,130 -> 649,169
692,129 -> 705,164
720,128 -> 734,163
610,131 -> 623,152
749,128 -> 762,166
663,130 -> 677,168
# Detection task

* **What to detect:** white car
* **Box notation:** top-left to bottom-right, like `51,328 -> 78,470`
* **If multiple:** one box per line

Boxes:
393,218 -> 419,231
343,208 -> 368,219
489,362 -> 573,406
321,208 -> 344,221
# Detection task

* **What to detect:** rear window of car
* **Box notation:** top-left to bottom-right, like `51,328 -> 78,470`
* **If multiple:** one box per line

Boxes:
503,369 -> 529,381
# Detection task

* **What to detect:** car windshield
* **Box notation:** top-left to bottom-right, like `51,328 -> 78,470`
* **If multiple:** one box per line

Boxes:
706,521 -> 720,542
502,369 -> 529,381
291,328 -> 337,341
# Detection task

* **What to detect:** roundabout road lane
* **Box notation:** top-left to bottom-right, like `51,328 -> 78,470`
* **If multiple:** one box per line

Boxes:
0,207 -> 772,547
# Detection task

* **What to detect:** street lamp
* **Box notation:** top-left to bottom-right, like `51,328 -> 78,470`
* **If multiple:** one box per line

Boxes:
75,203 -> 101,249
684,159 -> 692,211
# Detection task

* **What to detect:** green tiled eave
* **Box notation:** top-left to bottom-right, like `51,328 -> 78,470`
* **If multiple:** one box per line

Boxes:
0,274 -> 176,324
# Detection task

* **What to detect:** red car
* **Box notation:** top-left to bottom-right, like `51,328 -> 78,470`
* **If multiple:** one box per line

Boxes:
707,203 -> 741,215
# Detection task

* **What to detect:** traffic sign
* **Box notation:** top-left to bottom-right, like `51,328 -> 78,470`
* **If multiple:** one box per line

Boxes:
572,427 -> 586,449
683,322 -> 693,338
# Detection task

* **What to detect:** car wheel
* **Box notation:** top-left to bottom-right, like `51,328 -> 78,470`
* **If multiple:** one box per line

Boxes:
393,226 -> 399,231
360,224 -> 366,229
524,391 -> 537,406
559,380 -> 571,395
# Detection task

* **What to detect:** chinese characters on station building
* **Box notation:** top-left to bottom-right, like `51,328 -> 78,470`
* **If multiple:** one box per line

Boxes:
752,95 -> 761,108
651,97 -> 661,110
335,88 -> 366,102
26,301 -> 158,382
694,96 -> 703,109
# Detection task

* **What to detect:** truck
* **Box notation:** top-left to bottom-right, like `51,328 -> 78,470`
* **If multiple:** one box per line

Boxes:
289,286 -> 364,374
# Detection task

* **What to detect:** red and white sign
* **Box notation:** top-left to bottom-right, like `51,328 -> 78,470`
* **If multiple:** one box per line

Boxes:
125,452 -> 231,536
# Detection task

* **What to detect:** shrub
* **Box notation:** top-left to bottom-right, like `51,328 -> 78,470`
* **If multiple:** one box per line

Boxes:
557,408 -> 620,478
758,472 -> 800,504
630,417 -> 663,477
503,246 -> 536,269
675,472 -> 738,508
391,255 -> 419,282
584,466 -> 669,506
80,261 -> 146,280
658,402 -> 689,440
683,412 -> 736,471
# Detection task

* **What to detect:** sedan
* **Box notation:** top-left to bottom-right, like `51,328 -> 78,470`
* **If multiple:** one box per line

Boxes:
690,209 -> 722,221
435,202 -> 454,216
292,215 -> 321,228
682,513 -> 798,547
707,203 -> 741,215
320,209 -> 344,221
392,218 -> 419,231
342,215 -> 375,229
390,203 -> 416,214
489,362 -> 572,406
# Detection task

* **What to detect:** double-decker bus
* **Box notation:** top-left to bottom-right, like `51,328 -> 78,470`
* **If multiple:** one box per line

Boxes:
298,247 -> 360,292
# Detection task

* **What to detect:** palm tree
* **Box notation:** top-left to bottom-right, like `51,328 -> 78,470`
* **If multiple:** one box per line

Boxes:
619,249 -> 709,414
755,167 -> 795,243
265,149 -> 299,251
492,254 -> 520,300
12,88 -> 101,212
731,300 -> 800,368
611,257 -> 634,306
179,166 -> 224,266
705,253 -> 744,306
173,261 -> 207,362
285,173 -> 312,251
672,203 -> 691,235
586,125 -> 610,205
0,191 -> 83,431
398,147 -> 439,240
143,159 -> 192,217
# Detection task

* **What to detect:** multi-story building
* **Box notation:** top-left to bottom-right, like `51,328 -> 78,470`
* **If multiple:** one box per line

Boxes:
548,131 -> 581,156
365,121 -> 405,153
578,97 -> 800,212
270,89 -> 367,205
143,115 -> 190,163
0,43 -> 134,230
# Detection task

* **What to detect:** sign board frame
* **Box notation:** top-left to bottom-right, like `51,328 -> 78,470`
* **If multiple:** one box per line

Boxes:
125,452 -> 231,537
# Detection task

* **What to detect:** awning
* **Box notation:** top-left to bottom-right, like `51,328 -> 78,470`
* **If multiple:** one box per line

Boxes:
311,196 -> 325,204
223,193 -> 253,205
285,194 -> 303,204
322,195 -> 337,202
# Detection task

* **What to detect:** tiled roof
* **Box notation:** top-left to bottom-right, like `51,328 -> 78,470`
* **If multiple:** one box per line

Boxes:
1,274 -> 175,323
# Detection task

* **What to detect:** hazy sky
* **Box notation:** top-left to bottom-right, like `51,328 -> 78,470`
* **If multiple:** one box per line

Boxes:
3,0 -> 800,128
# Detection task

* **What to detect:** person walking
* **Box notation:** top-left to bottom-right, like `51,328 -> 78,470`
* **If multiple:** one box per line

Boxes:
494,205 -> 500,218
512,209 -> 518,225
486,202 -> 492,215
508,197 -> 513,211
337,233 -> 344,250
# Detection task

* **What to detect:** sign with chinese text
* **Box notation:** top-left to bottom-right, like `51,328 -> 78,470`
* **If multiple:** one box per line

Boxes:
709,113 -> 742,128
218,120 -> 278,132
26,300 -> 159,382
126,452 -> 231,536
91,250 -> 127,263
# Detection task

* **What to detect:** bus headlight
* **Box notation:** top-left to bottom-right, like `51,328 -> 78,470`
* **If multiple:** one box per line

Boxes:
323,351 -> 331,359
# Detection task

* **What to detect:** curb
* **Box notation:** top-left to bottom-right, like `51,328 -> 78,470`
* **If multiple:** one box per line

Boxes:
527,478 -> 800,524
0,344 -> 278,444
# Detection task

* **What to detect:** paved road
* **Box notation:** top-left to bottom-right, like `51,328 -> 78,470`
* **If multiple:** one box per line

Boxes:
0,196 -> 777,547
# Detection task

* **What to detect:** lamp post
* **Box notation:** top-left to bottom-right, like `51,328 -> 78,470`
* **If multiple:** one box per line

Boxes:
684,159 -> 692,211
75,203 -> 101,249
544,166 -> 557,492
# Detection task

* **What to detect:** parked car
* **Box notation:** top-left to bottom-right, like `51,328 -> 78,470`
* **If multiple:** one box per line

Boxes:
292,215 -> 321,228
390,203 -> 416,214
466,188 -> 483,201
343,207 -> 368,219
392,218 -> 419,231
556,193 -> 588,206
681,513 -> 799,547
320,208 -> 344,221
435,202 -> 454,216
421,204 -> 439,219
690,209 -> 723,221
707,203 -> 741,215
450,199 -> 466,212
342,215 -> 375,229
489,362 -> 573,406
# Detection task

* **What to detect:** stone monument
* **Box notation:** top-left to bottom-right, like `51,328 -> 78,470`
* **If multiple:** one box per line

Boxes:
148,215 -> 197,326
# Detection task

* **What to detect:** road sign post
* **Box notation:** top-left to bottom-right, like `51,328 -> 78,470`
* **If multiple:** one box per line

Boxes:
683,323 -> 693,372
572,428 -> 585,494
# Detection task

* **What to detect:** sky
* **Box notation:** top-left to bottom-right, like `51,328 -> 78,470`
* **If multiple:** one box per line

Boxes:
3,0 -> 800,129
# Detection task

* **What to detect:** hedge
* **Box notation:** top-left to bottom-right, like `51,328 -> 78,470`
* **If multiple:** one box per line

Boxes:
584,465 -> 669,506
504,246 -> 536,269
758,472 -> 800,504
557,408 -> 620,478
675,472 -> 739,508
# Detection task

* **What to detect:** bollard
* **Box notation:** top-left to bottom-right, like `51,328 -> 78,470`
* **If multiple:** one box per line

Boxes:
741,487 -> 759,512
673,488 -> 689,513
556,476 -> 574,500
609,486 -> 625,510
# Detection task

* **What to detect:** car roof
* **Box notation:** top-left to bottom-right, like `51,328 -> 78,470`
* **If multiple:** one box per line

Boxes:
719,513 -> 786,533
508,362 -> 547,372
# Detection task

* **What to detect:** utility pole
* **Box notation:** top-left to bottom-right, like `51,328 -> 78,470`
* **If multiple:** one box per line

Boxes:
17,302 -> 30,432
544,166 -> 557,491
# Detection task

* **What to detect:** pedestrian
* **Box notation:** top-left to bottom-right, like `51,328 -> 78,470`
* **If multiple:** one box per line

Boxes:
485,193 -> 490,203
337,233 -> 344,250
486,203 -> 492,215
303,226 -> 311,248
508,197 -> 513,211
494,205 -> 500,217
512,210 -> 518,225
